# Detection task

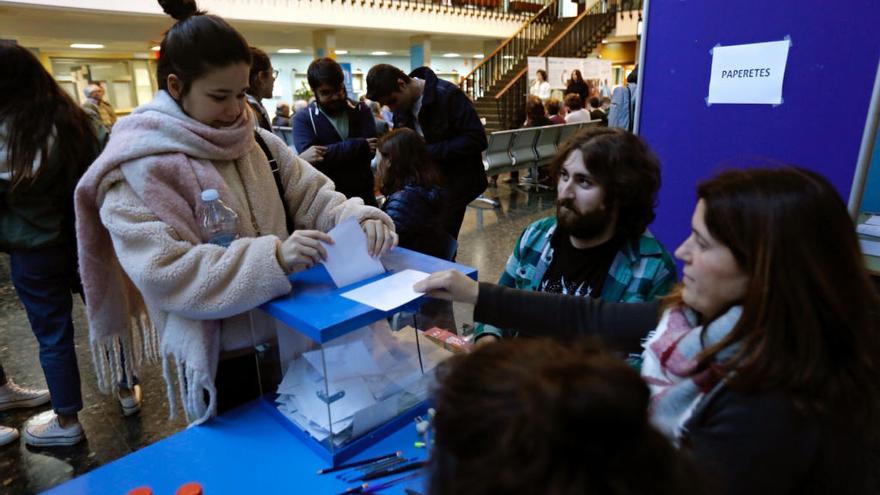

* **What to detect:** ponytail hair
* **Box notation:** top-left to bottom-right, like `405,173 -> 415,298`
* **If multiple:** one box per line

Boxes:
155,0 -> 251,95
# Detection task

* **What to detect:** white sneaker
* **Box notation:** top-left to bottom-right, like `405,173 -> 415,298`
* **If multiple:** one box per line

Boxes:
0,426 -> 19,447
118,384 -> 142,417
22,411 -> 84,447
0,380 -> 51,411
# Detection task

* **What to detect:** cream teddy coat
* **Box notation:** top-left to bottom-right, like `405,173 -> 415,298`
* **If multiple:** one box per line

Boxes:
75,91 -> 392,425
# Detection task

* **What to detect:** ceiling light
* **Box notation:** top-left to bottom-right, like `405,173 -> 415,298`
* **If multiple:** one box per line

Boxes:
473,54 -> 484,59
371,51 -> 390,56
442,53 -> 460,58
151,45 -> 161,52
70,43 -> 104,49
502,55 -> 514,59
277,48 -> 302,54
335,50 -> 349,55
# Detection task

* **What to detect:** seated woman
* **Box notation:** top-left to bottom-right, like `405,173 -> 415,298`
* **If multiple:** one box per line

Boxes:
377,128 -> 455,261
377,128 -> 456,330
416,167 -> 880,494
430,338 -> 706,495
75,0 -> 396,425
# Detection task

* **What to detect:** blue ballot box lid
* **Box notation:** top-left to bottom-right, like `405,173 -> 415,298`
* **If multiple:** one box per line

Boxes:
260,247 -> 477,343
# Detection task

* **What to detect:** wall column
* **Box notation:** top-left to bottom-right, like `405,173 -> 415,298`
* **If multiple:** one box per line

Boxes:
409,35 -> 431,69
312,29 -> 337,59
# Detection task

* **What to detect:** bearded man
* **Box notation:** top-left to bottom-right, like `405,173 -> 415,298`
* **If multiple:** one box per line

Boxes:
474,127 -> 676,344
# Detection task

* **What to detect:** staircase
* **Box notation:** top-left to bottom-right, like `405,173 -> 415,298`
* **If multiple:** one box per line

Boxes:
462,0 -> 635,132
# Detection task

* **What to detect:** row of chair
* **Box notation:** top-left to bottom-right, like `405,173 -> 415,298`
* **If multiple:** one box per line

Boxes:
484,120 -> 602,176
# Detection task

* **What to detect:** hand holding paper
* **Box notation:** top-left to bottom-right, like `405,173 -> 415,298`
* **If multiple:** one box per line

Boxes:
281,230 -> 334,270
321,217 -> 385,288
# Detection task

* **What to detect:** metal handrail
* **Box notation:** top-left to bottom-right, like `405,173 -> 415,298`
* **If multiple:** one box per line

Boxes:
459,0 -> 563,101
459,0 -> 559,84
488,0 -> 640,129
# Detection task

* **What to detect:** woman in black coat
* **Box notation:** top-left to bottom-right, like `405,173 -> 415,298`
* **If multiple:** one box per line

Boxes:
565,69 -> 590,106
377,128 -> 455,261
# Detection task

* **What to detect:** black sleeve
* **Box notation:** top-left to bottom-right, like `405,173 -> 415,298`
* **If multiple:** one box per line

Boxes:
474,282 -> 660,353
684,389 -> 819,495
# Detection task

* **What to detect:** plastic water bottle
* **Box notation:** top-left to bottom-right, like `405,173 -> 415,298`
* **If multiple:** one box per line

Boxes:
198,189 -> 239,247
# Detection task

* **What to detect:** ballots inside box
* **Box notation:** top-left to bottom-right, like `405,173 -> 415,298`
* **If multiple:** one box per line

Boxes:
257,247 -> 477,464
272,321 -> 453,460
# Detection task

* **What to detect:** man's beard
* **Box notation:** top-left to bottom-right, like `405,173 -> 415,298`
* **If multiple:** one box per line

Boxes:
556,198 -> 612,240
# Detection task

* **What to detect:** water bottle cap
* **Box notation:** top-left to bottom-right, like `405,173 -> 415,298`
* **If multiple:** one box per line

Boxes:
200,189 -> 219,201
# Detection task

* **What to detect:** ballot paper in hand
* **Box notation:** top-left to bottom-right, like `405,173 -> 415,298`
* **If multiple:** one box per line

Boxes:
320,217 -> 385,288
341,269 -> 431,311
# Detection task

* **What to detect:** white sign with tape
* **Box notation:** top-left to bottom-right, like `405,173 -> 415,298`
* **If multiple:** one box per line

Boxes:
707,39 -> 791,105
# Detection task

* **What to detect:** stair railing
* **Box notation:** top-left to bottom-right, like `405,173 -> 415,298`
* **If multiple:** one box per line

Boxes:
460,0 -> 560,101
493,0 -> 640,129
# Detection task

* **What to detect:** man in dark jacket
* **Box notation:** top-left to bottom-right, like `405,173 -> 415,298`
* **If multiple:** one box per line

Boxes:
366,64 -> 487,239
294,58 -> 378,206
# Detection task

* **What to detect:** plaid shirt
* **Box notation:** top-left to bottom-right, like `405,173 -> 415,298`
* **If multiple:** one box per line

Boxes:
475,216 -> 676,339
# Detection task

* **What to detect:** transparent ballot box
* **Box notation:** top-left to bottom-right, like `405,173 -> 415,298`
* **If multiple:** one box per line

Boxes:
256,248 -> 477,464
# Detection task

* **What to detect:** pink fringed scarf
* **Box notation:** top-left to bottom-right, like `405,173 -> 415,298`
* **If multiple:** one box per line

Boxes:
74,90 -> 254,424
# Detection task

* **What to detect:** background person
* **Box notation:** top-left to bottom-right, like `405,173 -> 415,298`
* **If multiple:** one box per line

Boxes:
366,64 -> 487,242
245,46 -> 275,132
608,66 -> 638,131
294,57 -> 379,206
545,97 -> 565,125
529,69 -> 551,101
565,69 -> 589,106
272,101 -> 291,127
82,83 -> 117,131
589,96 -> 608,126
564,94 -> 590,123
416,166 -> 880,495
0,42 -> 105,447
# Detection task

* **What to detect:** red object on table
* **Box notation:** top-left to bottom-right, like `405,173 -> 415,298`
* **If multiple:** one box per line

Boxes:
176,482 -> 204,495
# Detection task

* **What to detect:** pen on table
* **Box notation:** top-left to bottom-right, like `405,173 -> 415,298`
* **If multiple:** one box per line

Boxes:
359,460 -> 427,482
339,457 -> 408,482
362,471 -> 423,493
318,451 -> 402,475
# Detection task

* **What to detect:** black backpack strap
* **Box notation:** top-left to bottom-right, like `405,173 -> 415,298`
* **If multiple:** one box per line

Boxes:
254,131 -> 295,235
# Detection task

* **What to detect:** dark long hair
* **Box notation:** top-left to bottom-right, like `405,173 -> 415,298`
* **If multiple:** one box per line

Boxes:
0,42 -> 97,191
378,128 -> 443,196
247,46 -> 272,93
525,95 -> 547,124
156,0 -> 251,95
429,340 -> 707,495
548,126 -> 661,241
690,167 -> 880,429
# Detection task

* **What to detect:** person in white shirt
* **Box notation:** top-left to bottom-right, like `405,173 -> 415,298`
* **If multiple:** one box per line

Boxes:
530,69 -> 551,101
564,93 -> 590,123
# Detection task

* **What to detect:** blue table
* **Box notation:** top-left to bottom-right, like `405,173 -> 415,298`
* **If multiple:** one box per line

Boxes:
47,248 -> 472,494
45,400 -> 429,495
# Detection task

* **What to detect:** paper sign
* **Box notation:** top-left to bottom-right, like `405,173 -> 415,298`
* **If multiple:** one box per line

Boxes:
320,217 -> 385,288
707,39 -> 791,105
341,269 -> 430,311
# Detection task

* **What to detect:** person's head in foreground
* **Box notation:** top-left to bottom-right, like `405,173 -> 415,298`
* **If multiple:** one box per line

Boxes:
429,339 -> 706,495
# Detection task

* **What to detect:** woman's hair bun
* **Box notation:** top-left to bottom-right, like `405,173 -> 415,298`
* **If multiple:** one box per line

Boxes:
158,0 -> 201,21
